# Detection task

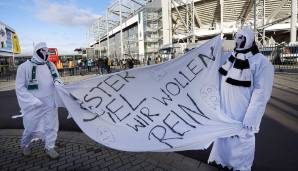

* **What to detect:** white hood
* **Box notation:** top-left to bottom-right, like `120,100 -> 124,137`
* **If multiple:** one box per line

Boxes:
32,42 -> 48,64
234,26 -> 255,51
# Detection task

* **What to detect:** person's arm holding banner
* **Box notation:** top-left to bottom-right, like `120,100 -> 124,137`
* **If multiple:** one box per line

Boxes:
242,64 -> 274,134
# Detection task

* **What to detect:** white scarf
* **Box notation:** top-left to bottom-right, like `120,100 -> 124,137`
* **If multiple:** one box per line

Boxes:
28,57 -> 60,90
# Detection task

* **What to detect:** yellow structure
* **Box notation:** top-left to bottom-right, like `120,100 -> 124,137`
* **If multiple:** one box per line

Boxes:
12,33 -> 21,54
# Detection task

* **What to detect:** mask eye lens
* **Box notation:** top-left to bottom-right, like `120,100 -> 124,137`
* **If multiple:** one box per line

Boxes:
41,48 -> 48,53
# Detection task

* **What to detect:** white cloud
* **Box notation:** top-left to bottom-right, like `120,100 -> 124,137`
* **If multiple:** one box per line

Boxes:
19,32 -> 87,55
20,40 -> 85,55
34,0 -> 100,27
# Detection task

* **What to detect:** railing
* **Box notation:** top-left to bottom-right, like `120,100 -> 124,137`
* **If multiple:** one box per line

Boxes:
1,45 -> 297,81
0,65 -> 16,81
260,45 -> 298,73
0,63 -> 146,81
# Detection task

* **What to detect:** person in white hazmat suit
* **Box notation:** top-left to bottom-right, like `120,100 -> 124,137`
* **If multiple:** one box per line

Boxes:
208,26 -> 274,171
15,42 -> 64,159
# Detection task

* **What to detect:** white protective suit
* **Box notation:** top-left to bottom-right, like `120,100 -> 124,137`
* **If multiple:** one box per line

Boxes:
16,42 -> 62,150
208,27 -> 274,171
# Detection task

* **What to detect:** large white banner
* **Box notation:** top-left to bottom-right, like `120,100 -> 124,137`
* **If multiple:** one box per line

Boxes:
56,36 -> 242,152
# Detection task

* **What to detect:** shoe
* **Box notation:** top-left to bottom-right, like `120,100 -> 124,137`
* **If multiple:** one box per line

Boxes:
46,148 -> 59,159
22,146 -> 31,156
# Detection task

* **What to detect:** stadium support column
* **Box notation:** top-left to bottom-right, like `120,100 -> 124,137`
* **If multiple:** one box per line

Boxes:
253,0 -> 257,40
99,27 -> 101,58
192,0 -> 195,43
291,0 -> 297,43
99,40 -> 101,58
161,0 -> 172,57
138,11 -> 145,62
220,0 -> 224,38
120,0 -> 124,59
106,9 -> 110,58
186,3 -> 189,44
262,0 -> 266,45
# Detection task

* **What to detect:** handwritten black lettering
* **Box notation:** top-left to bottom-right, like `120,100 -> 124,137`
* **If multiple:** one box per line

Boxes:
116,71 -> 135,82
83,109 -> 105,122
165,82 -> 180,96
105,98 -> 131,122
170,110 -> 196,128
79,102 -> 88,110
163,113 -> 191,136
174,77 -> 188,89
126,118 -> 147,132
186,59 -> 203,75
148,125 -> 183,148
104,75 -> 125,92
119,94 -> 147,111
106,98 -> 123,113
177,93 -> 210,124
197,46 -> 216,68
107,112 -> 116,123
152,88 -> 173,106
83,114 -> 99,122
90,82 -> 112,97
140,107 -> 160,122
84,94 -> 102,108
136,115 -> 149,126
178,71 -> 193,83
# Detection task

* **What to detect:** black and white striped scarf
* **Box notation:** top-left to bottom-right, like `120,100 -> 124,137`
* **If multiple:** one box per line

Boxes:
219,44 -> 259,87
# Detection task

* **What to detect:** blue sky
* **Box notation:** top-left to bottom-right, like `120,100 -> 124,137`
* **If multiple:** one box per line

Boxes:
0,0 -> 112,54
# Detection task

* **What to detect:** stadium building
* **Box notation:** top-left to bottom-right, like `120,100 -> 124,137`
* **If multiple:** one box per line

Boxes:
88,0 -> 298,62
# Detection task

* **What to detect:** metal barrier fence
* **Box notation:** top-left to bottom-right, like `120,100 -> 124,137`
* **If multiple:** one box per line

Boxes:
0,66 -> 16,81
1,47 -> 297,81
0,65 -> 120,81
0,64 -> 146,81
260,45 -> 298,72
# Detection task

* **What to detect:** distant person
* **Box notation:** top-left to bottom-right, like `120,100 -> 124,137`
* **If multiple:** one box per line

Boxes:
80,58 -> 87,75
68,59 -> 75,76
97,57 -> 105,75
208,26 -> 274,171
15,42 -> 64,159
146,57 -> 151,65
122,59 -> 127,69
104,57 -> 110,73
77,58 -> 82,75
87,58 -> 92,72
78,58 -> 85,75
95,57 -> 99,74
126,58 -> 133,69
184,48 -> 190,53
108,58 -> 113,72
147,57 -> 154,65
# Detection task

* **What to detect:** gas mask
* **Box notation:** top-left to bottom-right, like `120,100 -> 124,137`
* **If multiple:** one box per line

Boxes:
235,34 -> 246,49
32,42 -> 49,64
36,47 -> 49,61
234,26 -> 254,51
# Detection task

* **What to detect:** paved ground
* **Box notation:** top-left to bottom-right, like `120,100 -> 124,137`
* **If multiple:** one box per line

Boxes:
0,129 -> 220,171
0,72 -> 223,171
0,72 -> 297,171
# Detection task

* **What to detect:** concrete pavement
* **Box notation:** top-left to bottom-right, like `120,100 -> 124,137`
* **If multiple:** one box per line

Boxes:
0,129 -> 220,171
